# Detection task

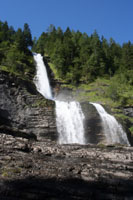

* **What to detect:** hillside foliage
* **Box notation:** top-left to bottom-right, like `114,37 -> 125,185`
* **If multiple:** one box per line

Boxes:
0,21 -> 132,106
32,25 -> 133,83
0,20 -> 34,79
32,24 -> 133,106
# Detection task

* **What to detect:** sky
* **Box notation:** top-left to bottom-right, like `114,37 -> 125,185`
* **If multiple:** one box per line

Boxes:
0,0 -> 133,45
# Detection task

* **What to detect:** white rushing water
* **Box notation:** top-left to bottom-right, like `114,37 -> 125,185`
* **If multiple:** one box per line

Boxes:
91,103 -> 130,146
33,53 -> 129,146
55,101 -> 85,144
33,53 -> 85,144
33,53 -> 53,100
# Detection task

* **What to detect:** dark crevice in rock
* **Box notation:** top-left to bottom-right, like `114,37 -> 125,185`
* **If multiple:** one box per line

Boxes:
0,126 -> 37,140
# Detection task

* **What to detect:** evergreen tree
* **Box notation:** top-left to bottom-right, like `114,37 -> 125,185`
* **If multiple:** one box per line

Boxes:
15,28 -> 25,51
121,41 -> 133,71
23,23 -> 33,48
31,24 -> 133,85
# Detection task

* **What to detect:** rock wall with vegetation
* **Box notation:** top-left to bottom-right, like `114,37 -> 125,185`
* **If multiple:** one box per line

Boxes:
0,20 -> 57,140
0,70 -> 56,140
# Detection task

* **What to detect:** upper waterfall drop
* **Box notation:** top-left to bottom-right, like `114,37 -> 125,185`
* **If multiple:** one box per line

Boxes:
33,53 -> 53,100
90,102 -> 130,146
33,53 -> 86,145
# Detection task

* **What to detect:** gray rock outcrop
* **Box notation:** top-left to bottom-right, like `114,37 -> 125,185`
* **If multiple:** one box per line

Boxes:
0,70 -> 133,200
81,102 -> 105,144
0,71 -> 56,140
123,107 -> 133,117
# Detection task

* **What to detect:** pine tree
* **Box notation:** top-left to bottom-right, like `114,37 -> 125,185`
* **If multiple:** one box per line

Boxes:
23,23 -> 33,48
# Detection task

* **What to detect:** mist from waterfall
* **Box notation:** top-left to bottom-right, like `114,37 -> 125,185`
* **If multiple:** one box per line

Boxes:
91,102 -> 130,146
33,53 -> 85,144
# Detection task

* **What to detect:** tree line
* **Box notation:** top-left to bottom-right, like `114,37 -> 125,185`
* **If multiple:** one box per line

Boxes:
0,20 -> 34,79
0,21 -> 132,87
32,24 -> 133,85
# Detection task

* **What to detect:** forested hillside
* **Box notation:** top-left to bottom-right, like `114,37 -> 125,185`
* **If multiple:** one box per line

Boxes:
33,25 -> 133,82
0,20 -> 34,79
32,24 -> 133,107
0,21 -> 132,109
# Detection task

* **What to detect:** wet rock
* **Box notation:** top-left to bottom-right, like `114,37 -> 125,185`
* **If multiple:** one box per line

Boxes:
81,102 -> 106,144
123,107 -> 133,117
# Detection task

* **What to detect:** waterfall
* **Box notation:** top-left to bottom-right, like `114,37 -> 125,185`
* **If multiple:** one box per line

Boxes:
33,53 -> 53,100
55,101 -> 85,144
33,53 -> 130,146
33,53 -> 85,144
91,103 -> 130,146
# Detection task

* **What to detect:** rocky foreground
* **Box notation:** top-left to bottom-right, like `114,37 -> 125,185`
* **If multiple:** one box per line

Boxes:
0,133 -> 133,200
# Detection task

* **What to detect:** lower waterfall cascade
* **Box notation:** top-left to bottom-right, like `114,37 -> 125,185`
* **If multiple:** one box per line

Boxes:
55,101 -> 85,144
91,103 -> 130,146
33,53 -> 130,146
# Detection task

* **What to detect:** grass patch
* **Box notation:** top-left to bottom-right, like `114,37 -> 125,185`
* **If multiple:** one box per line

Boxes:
48,62 -> 63,81
97,143 -> 106,148
0,65 -> 10,72
72,78 -> 115,106
32,98 -> 55,110
32,99 -> 47,108
0,65 -> 20,76
73,77 -> 133,108
0,65 -> 33,81
48,63 -> 57,76
129,126 -> 133,135
1,167 -> 21,177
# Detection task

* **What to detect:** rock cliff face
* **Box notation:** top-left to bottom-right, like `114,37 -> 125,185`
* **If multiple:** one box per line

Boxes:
0,70 -> 132,146
0,71 -> 57,140
81,102 -> 105,144
0,70 -> 133,200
